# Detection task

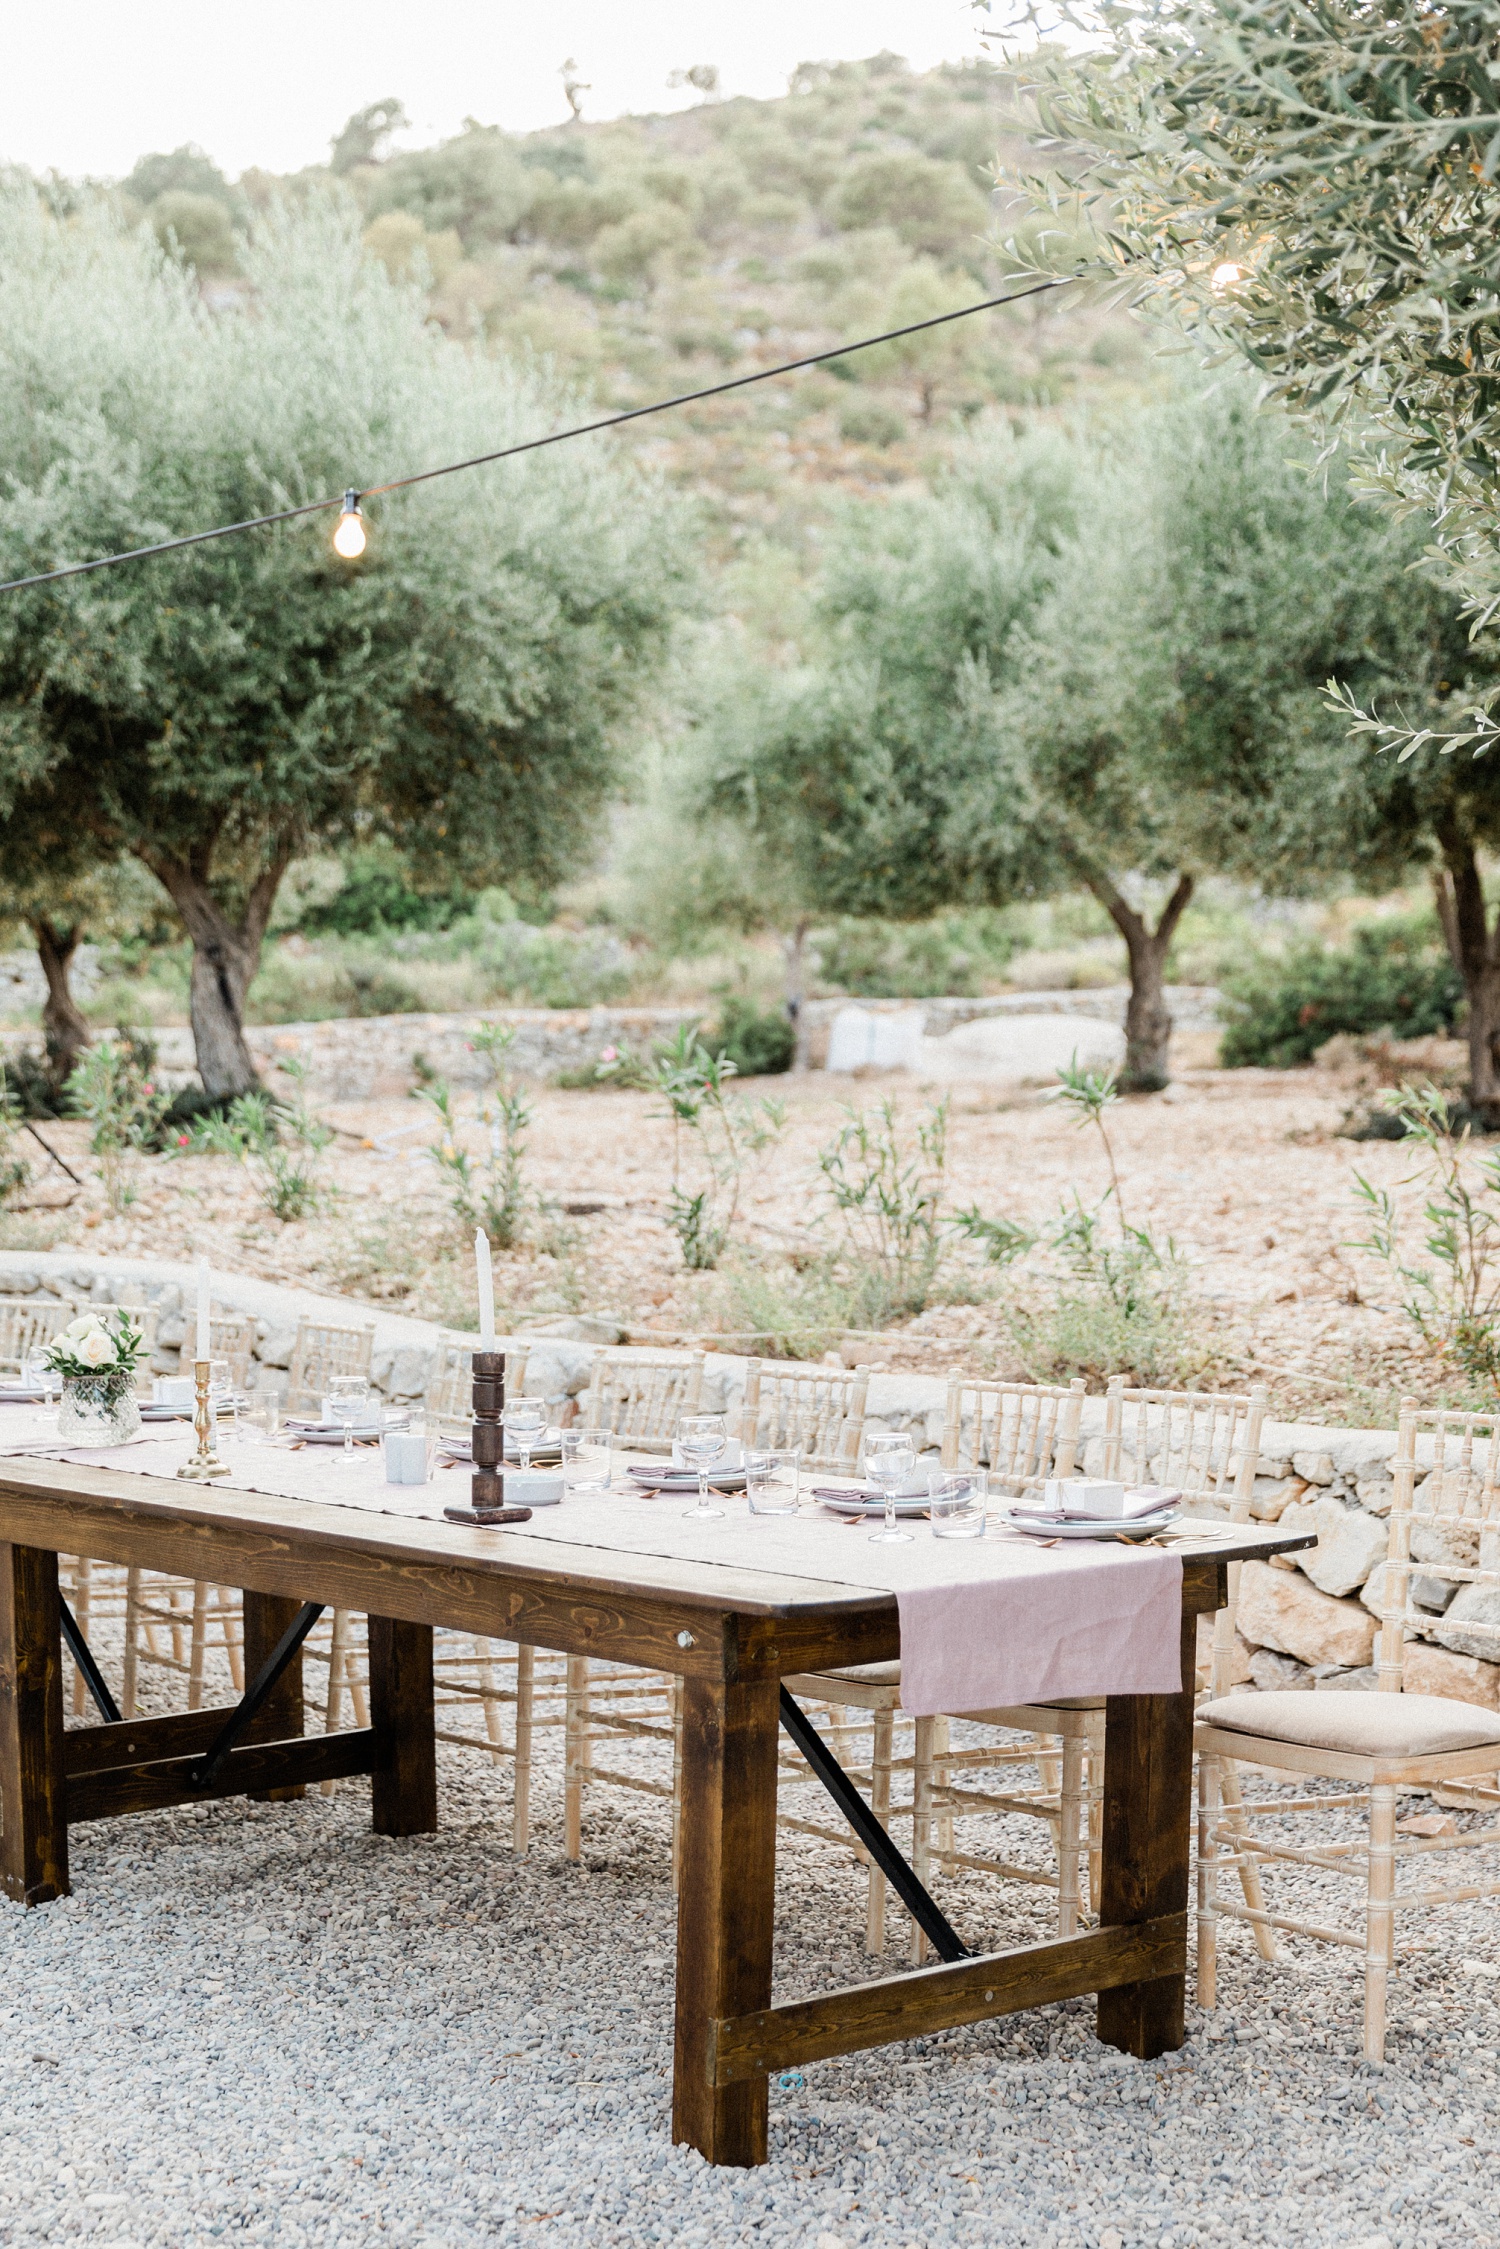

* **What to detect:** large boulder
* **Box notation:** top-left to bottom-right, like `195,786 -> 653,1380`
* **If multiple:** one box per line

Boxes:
1236,1560 -> 1378,1669
1403,1639 -> 1500,1710
1431,1582 -> 1500,1664
1278,1494 -> 1387,1598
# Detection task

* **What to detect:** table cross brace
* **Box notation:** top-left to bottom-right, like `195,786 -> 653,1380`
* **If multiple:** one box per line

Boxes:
778,1686 -> 969,1963
189,1601 -> 325,1789
58,1596 -> 122,1726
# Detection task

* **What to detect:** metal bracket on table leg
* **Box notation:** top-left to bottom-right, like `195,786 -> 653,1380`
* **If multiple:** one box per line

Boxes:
59,1596 -> 122,1725
778,1685 -> 970,1964
188,1602 -> 325,1790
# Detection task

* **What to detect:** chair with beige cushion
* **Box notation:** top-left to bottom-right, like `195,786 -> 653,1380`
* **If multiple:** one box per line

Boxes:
786,1377 -> 1087,1956
422,1337 -> 551,1850
566,1349 -> 709,1859
909,1380 -> 1268,1958
1197,1397 -> 1500,2062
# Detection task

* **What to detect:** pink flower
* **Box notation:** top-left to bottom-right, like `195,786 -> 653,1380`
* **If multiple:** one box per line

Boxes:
601,1045 -> 618,1063
177,1134 -> 190,1147
142,1082 -> 154,1095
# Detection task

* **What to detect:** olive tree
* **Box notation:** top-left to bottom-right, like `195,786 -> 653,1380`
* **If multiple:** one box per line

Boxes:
0,186 -> 683,1096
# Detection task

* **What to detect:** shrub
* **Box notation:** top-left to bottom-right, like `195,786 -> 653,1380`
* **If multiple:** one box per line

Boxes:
0,1046 -> 66,1119
705,996 -> 793,1077
1220,916 -> 1462,1068
812,911 -> 1016,999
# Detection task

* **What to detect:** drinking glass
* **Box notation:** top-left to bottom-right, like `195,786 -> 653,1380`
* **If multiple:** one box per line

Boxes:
865,1430 -> 917,1545
24,1347 -> 58,1426
929,1470 -> 986,1539
208,1358 -> 237,1445
238,1398 -> 282,1447
327,1373 -> 370,1464
562,1426 -> 612,1494
746,1449 -> 800,1515
678,1412 -> 727,1521
505,1397 -> 548,1474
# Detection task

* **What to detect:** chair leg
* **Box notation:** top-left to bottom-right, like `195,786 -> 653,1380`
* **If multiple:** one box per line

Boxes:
70,1558 -> 90,1719
1085,1709 -> 1106,1919
671,1674 -> 685,1893
865,1707 -> 894,1954
122,1566 -> 141,1719
513,1644 -> 534,1855
565,1656 -> 590,1860
1365,1782 -> 1397,2066
188,1582 -> 208,1712
1196,1752 -> 1221,2009
934,1715 -> 953,1871
911,1715 -> 935,1965
222,1588 -> 244,1693
1057,1730 -> 1085,1938
1221,1759 -> 1278,1962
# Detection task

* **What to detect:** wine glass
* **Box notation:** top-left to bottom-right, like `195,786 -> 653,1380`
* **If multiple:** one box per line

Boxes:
327,1373 -> 370,1464
678,1413 -> 727,1521
865,1430 -> 917,1545
504,1397 -> 547,1475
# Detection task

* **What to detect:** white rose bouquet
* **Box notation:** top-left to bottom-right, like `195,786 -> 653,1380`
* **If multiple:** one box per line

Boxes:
44,1309 -> 147,1395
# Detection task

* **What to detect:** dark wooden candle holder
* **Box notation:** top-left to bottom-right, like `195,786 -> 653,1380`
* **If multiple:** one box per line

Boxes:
470,1348 -> 506,1511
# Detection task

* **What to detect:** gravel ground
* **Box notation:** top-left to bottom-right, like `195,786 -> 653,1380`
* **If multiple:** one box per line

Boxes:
3,1634 -> 1500,2249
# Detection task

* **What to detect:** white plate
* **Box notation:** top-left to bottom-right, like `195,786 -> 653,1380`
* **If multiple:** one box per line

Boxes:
288,1418 -> 406,1445
1001,1509 -> 1178,1541
438,1439 -> 563,1464
628,1466 -> 748,1493
817,1491 -> 932,1519
0,1386 -> 48,1403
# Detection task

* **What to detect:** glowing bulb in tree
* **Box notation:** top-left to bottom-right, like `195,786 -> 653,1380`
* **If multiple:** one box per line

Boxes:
333,491 -> 367,559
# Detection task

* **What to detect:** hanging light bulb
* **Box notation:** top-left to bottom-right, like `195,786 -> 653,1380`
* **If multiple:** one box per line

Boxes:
333,490 -> 367,559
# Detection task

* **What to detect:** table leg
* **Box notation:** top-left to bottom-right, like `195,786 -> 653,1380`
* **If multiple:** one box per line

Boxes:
1096,1610 -> 1195,2059
0,1542 -> 68,1905
242,1591 -> 306,1804
672,1673 -> 779,2166
369,1617 -> 437,1837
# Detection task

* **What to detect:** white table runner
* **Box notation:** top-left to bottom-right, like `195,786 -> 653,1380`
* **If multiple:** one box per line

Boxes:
0,1412 -> 1186,1714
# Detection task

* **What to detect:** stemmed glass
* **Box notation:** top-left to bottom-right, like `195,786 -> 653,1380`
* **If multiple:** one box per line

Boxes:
678,1413 -> 727,1521
208,1358 -> 237,1446
865,1430 -> 917,1545
504,1397 -> 547,1475
327,1373 -> 370,1465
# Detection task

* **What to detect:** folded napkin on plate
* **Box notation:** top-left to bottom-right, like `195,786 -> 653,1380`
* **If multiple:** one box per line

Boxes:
1012,1485 -> 1181,1524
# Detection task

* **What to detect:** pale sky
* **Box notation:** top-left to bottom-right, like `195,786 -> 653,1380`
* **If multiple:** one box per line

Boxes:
4,2 -> 999,182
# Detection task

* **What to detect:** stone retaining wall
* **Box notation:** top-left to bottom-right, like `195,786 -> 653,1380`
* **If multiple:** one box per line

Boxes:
0,986 -> 1223,1094
6,1251 -> 1485,1718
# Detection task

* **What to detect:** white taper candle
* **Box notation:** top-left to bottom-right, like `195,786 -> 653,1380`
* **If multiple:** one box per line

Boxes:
475,1228 -> 496,1351
195,1256 -> 211,1362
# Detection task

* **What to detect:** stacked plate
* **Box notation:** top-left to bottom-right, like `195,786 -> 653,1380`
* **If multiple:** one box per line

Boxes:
814,1488 -> 930,1520
285,1409 -> 409,1446
0,1383 -> 49,1404
438,1429 -> 563,1465
626,1463 -> 748,1494
999,1505 -> 1178,1541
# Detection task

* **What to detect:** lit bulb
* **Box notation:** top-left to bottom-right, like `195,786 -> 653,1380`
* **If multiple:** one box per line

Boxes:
333,490 -> 366,559
1210,262 -> 1243,293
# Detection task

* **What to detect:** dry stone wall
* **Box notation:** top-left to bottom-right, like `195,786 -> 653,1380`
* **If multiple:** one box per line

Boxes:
2,1252 -> 1493,1715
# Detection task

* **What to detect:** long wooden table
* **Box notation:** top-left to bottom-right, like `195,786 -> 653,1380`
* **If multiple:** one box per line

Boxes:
0,1459 -> 1308,2166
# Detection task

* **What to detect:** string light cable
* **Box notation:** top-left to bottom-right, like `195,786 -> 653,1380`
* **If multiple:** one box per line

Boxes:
0,273 -> 1080,596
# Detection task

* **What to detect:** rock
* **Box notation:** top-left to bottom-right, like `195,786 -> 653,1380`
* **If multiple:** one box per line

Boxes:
516,1314 -> 628,1345
1431,1582 -> 1500,1663
1237,1560 -> 1378,1669
1279,1495 -> 1387,1598
1293,1450 -> 1337,1486
256,1324 -> 297,1371
514,1341 -> 593,1400
1195,1618 -> 1254,1690
1312,1664 -> 1378,1692
1411,1572 -> 1458,1615
1251,1476 -> 1308,1522
1402,1640 -> 1500,1709
1360,1560 -> 1394,1619
1354,1476 -> 1395,1517
1255,1454 -> 1292,1482
1249,1649 -> 1312,1692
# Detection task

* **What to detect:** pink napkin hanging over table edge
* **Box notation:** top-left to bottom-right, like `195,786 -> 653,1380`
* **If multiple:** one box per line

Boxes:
895,1541 -> 1184,1717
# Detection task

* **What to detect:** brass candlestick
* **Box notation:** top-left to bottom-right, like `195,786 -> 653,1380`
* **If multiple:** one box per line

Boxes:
176,1356 -> 229,1481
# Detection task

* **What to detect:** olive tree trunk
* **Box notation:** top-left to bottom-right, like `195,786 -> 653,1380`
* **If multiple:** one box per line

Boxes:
30,918 -> 92,1092
1432,839 -> 1500,1115
1073,865 -> 1195,1092
783,917 -> 812,1073
136,843 -> 293,1101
